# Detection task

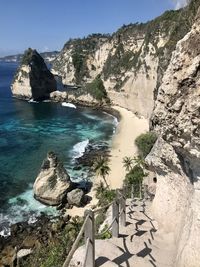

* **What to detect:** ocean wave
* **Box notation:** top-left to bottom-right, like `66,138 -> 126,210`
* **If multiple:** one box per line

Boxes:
72,139 -> 89,159
0,189 -> 58,237
102,111 -> 119,133
62,102 -> 76,109
28,99 -> 39,103
103,111 -> 119,126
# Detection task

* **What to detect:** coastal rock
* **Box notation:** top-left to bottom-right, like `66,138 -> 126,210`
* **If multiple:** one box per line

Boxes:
50,90 -> 67,102
33,151 -> 72,206
11,48 -> 57,101
148,8 -> 200,267
0,214 -> 71,266
67,189 -> 85,207
52,4 -> 199,118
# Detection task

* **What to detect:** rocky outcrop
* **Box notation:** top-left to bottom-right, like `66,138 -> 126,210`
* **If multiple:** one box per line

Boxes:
50,90 -> 99,106
33,152 -> 72,206
11,48 -> 56,101
52,1 -> 199,117
67,189 -> 85,207
147,7 -> 200,267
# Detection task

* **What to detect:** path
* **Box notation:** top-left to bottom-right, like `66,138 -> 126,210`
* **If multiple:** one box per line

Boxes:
70,199 -> 176,267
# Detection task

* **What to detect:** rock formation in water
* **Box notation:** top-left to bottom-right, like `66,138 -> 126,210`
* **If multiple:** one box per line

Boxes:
146,6 -> 200,267
67,188 -> 85,207
33,152 -> 72,206
51,0 -> 199,117
11,48 -> 57,101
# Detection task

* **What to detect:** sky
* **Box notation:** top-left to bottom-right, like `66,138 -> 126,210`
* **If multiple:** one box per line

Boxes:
0,0 -> 188,57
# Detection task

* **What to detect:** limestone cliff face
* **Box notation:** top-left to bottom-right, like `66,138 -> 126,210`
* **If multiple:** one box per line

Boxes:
11,48 -> 56,101
52,2 -> 199,117
147,8 -> 200,267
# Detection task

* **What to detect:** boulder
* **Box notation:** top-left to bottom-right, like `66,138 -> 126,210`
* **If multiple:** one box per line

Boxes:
11,48 -> 56,101
33,152 -> 72,205
67,189 -> 85,207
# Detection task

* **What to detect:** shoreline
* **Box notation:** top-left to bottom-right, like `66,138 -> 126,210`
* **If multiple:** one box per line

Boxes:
107,106 -> 149,189
66,105 -> 149,217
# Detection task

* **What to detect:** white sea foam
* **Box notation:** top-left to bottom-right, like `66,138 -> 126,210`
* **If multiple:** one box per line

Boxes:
103,111 -> 119,133
0,228 -> 10,237
0,189 -> 58,237
62,102 -> 76,109
28,99 -> 39,103
72,139 -> 89,159
103,111 -> 119,126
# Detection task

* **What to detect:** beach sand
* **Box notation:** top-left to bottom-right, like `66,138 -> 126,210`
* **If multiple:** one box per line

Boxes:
66,106 -> 149,217
107,106 -> 149,189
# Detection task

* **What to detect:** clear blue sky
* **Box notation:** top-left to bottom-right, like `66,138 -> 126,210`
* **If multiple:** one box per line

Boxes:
0,0 -> 176,56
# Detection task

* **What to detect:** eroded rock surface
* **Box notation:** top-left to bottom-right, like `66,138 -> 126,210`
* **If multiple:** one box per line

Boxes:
11,48 -> 56,100
148,8 -> 200,267
33,152 -> 72,205
52,3 -> 199,118
67,189 -> 85,207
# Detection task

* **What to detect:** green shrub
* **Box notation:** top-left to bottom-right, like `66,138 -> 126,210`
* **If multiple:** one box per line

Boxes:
135,132 -> 157,158
86,75 -> 108,101
99,224 -> 112,239
124,165 -> 147,197
95,182 -> 116,207
125,165 -> 146,185
21,217 -> 83,267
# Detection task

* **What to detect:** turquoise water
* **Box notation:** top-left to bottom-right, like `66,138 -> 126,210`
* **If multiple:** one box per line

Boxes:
0,62 -> 116,235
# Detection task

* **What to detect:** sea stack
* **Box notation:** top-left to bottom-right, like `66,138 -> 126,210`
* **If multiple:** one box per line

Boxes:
33,152 -> 72,206
11,48 -> 57,101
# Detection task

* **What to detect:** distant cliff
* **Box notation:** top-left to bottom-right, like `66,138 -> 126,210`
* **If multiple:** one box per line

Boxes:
11,48 -> 57,101
0,51 -> 59,63
147,6 -> 200,267
52,0 -> 199,118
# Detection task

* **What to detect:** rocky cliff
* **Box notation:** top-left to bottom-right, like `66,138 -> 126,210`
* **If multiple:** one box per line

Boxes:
11,48 -> 56,101
147,6 -> 200,267
52,0 -> 199,117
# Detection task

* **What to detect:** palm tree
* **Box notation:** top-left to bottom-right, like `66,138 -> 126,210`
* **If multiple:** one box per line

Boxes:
133,156 -> 146,170
93,156 -> 110,189
123,156 -> 134,172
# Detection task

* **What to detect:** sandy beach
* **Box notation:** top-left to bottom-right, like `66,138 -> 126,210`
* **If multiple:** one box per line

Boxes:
66,106 -> 148,217
107,106 -> 149,189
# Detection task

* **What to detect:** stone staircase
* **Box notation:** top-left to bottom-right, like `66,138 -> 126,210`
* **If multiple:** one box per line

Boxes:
70,199 -> 176,267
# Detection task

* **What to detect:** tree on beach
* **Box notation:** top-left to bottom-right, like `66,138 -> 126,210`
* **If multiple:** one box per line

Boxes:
123,156 -> 134,172
93,156 -> 110,189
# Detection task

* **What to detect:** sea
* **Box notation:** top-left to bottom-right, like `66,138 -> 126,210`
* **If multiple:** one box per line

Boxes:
0,62 -> 117,236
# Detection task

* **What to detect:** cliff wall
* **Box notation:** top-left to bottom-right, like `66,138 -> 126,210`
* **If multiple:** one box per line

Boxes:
52,1 -> 199,117
147,8 -> 200,267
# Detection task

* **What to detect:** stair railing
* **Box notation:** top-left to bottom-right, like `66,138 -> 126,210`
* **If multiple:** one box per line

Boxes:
62,183 -> 143,267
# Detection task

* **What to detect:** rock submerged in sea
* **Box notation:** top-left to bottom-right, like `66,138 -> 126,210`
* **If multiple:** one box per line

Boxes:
11,48 -> 57,101
33,151 -> 72,206
67,188 -> 85,207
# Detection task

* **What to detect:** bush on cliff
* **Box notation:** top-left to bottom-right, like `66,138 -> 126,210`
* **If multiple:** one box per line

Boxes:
135,132 -> 157,158
95,181 -> 116,207
86,75 -> 109,102
21,217 -> 83,267
124,164 -> 147,197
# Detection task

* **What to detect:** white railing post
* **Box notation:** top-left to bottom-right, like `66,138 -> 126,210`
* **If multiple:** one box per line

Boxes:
112,199 -> 119,237
84,210 -> 95,267
139,182 -> 142,199
120,194 -> 126,227
131,184 -> 134,199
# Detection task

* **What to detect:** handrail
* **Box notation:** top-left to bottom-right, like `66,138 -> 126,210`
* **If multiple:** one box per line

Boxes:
95,217 -> 116,238
93,201 -> 114,214
62,184 -> 143,267
82,238 -> 90,267
62,214 -> 90,267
